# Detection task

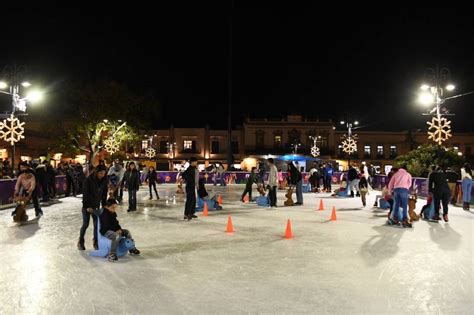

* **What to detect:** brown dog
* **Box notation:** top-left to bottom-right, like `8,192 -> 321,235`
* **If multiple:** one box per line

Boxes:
408,194 -> 420,222
284,187 -> 295,206
13,195 -> 30,222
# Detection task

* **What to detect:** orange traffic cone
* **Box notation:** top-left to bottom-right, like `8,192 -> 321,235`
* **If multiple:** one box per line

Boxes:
330,206 -> 337,221
319,199 -> 324,211
202,203 -> 209,216
285,219 -> 293,239
226,215 -> 234,233
218,195 -> 223,205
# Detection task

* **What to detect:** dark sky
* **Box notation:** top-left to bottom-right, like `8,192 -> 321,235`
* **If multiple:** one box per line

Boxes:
1,3 -> 473,131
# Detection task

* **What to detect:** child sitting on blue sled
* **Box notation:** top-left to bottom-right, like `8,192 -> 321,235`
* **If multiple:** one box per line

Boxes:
89,198 -> 140,262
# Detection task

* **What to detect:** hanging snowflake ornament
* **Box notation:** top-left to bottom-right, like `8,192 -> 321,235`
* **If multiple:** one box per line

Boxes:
427,116 -> 452,145
341,134 -> 358,154
104,137 -> 120,154
311,145 -> 320,157
1,114 -> 25,145
145,147 -> 156,159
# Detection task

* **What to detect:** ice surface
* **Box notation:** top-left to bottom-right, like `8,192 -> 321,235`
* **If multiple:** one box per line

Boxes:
1,185 -> 473,314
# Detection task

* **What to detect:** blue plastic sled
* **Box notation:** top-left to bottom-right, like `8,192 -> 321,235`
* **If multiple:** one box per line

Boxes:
195,197 -> 220,211
257,196 -> 270,207
335,183 -> 351,197
89,217 -> 135,258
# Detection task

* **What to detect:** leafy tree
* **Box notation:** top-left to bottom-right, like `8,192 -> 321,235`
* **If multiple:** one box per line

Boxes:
395,144 -> 464,177
55,81 -> 157,164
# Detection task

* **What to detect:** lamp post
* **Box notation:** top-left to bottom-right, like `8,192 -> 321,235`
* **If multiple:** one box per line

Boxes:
0,79 -> 43,169
340,120 -> 359,168
418,83 -> 474,145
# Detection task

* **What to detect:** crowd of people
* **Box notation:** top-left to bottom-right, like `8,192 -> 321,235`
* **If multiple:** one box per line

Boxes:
5,155 -> 473,260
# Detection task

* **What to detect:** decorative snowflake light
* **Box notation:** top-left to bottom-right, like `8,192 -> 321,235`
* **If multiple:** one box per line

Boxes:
427,116 -> 452,145
341,134 -> 358,154
104,137 -> 120,154
311,145 -> 320,157
145,147 -> 156,159
1,114 -> 25,145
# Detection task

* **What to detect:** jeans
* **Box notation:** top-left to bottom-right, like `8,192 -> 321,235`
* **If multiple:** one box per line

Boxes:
104,229 -> 132,254
185,186 -> 196,216
79,207 -> 97,243
434,188 -> 450,216
392,188 -> 409,221
149,182 -> 159,199
268,186 -> 277,207
349,179 -> 360,196
325,177 -> 332,192
462,178 -> 472,203
296,180 -> 303,204
128,189 -> 137,210
220,173 -> 226,186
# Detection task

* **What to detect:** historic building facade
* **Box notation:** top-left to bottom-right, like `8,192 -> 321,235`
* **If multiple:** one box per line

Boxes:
2,115 -> 473,171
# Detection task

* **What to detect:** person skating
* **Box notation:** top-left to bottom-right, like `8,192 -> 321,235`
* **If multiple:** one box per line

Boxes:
123,162 -> 140,212
359,173 -> 368,207
12,165 -> 38,219
91,198 -> 140,262
34,161 -> 49,202
107,159 -> 125,202
387,165 -> 412,228
217,164 -> 226,186
444,167 -> 459,205
324,163 -> 334,193
461,163 -> 472,210
288,162 -> 303,205
198,178 -> 222,210
182,157 -> 199,220
347,165 -> 360,198
45,161 -> 57,199
428,166 -> 451,222
146,166 -> 159,200
78,164 -> 108,250
241,167 -> 258,202
267,158 -> 278,208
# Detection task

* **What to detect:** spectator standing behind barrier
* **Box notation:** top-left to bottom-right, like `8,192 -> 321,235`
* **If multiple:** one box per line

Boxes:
461,163 -> 472,210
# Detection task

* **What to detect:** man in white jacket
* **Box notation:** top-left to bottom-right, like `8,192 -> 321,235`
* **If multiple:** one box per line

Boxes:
267,158 -> 278,207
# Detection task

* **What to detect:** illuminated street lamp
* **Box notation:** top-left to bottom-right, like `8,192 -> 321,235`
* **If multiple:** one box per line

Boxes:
0,80 -> 44,165
418,82 -> 474,145
339,119 -> 360,168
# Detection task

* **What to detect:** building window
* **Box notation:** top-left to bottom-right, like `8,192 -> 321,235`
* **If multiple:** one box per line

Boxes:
364,145 -> 371,158
338,145 -> 343,156
256,130 -> 264,148
319,136 -> 328,148
376,145 -> 384,158
274,135 -> 282,147
231,141 -> 239,152
159,141 -> 168,153
390,145 -> 397,158
211,141 -> 220,154
184,140 -> 193,151
142,140 -> 148,150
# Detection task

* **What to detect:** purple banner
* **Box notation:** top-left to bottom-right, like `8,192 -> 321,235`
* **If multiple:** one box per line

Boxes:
1,175 -> 68,206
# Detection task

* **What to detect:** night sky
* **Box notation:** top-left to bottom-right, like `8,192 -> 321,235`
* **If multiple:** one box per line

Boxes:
1,3 -> 473,131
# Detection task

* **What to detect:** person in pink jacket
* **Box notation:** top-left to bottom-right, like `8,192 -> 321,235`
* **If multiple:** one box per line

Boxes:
387,165 -> 412,228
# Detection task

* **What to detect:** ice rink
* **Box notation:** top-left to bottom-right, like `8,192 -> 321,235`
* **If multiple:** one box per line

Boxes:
1,184 -> 473,314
